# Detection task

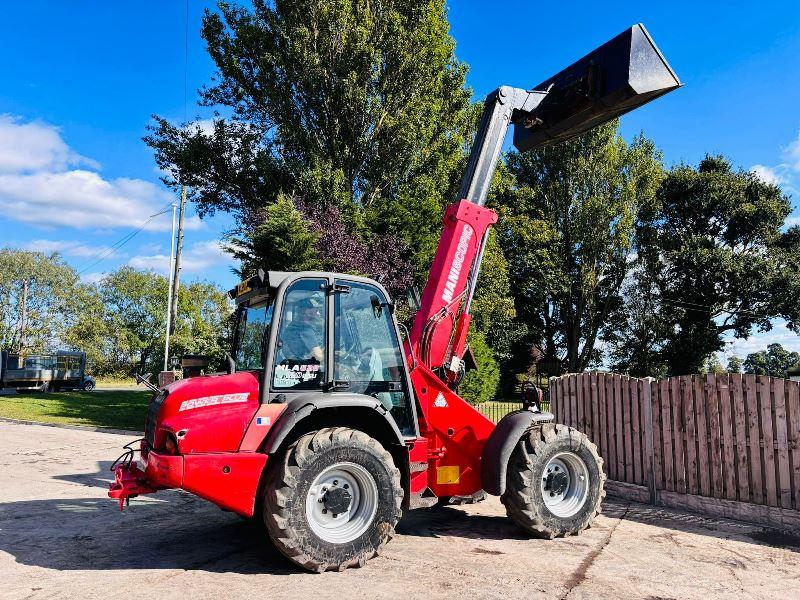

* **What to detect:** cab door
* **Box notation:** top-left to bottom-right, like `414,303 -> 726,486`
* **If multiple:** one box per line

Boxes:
332,279 -> 418,437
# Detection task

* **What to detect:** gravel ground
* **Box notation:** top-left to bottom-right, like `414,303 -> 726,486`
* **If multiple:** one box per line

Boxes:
1,421 -> 799,600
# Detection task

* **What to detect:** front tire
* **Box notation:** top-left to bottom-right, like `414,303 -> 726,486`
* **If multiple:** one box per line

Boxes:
263,427 -> 402,572
502,423 -> 605,538
82,379 -> 95,391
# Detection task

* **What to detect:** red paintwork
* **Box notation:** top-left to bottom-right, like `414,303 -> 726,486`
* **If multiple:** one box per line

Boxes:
239,403 -> 288,451
183,452 -> 268,517
409,362 -> 495,497
155,371 -> 261,453
109,200 -> 506,513
408,200 -> 498,370
141,445 -> 184,489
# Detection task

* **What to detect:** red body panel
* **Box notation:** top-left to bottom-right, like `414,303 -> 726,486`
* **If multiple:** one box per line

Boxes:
408,200 -> 498,370
410,363 -> 495,497
239,403 -> 289,451
141,447 -> 184,489
156,371 -> 261,453
183,452 -> 268,517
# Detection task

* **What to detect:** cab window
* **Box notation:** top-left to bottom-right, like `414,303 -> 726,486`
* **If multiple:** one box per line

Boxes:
334,280 -> 415,436
272,278 -> 327,390
235,301 -> 273,371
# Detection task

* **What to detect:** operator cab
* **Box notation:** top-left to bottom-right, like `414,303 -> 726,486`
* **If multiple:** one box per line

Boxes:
230,270 -> 418,437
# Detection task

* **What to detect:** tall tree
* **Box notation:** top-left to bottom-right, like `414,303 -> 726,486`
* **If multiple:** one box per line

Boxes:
726,356 -> 743,373
0,249 -> 86,353
639,156 -> 800,375
496,122 -> 664,373
743,344 -> 799,378
145,0 -> 475,274
603,265 -> 669,377
100,267 -> 231,374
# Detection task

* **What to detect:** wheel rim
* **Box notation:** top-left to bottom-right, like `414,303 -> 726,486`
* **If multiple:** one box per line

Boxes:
541,451 -> 589,518
305,461 -> 378,543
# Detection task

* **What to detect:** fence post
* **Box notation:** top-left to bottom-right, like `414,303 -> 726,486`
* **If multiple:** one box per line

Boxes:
642,377 -> 658,505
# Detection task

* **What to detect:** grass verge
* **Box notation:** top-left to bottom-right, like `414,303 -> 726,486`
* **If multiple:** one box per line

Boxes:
0,390 -> 152,431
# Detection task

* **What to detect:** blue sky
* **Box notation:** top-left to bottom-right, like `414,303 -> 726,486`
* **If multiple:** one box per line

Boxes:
1,1 -> 799,360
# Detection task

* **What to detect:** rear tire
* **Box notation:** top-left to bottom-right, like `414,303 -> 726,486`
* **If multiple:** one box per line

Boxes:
263,427 -> 403,572
502,423 -> 605,538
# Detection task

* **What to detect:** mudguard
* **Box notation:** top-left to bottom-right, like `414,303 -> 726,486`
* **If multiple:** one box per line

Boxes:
481,410 -> 554,496
262,392 -> 406,454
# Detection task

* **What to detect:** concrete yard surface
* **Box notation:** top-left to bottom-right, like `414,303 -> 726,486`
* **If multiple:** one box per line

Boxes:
1,422 -> 799,600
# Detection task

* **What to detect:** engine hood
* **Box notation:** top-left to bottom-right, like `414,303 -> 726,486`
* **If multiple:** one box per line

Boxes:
151,371 -> 261,454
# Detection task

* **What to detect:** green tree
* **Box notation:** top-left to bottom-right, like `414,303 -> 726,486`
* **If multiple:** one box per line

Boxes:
743,344 -> 799,377
459,330 -> 500,404
146,0 -> 475,274
0,249 -> 87,354
61,285 -> 118,375
726,356 -> 743,374
496,122 -> 664,373
603,266 -> 668,377
639,156 -> 800,375
100,267 -> 231,374
226,194 -> 321,276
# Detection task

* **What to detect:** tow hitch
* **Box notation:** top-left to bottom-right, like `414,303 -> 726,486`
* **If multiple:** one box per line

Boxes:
108,440 -> 156,510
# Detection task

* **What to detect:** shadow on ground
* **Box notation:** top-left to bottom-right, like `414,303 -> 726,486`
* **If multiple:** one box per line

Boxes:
1,461 -> 798,575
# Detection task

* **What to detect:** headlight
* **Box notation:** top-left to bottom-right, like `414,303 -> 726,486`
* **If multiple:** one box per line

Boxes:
164,433 -> 179,455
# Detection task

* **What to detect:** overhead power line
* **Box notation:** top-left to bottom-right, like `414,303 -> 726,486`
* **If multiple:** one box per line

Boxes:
75,205 -> 173,275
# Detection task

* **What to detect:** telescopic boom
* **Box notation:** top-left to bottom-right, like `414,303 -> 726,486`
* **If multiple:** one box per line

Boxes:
408,23 -> 681,381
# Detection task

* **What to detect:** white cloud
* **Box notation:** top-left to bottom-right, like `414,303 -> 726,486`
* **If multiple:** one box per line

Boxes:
751,164 -> 786,186
786,215 -> 800,228
81,271 -> 106,285
0,114 -> 98,173
0,115 -> 200,232
785,129 -> 800,172
191,119 -> 216,136
22,239 -> 117,258
128,240 -> 229,275
724,320 -> 800,358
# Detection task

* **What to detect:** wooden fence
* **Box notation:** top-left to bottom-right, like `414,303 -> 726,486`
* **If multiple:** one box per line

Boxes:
550,372 -> 800,529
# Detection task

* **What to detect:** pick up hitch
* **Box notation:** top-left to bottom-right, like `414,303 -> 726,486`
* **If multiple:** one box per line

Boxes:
108,440 -> 155,510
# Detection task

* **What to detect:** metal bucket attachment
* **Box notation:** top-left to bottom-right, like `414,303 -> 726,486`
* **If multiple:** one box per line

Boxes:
513,23 -> 681,152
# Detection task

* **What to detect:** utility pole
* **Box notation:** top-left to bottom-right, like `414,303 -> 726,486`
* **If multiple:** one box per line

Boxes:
169,185 -> 187,336
163,203 -> 178,371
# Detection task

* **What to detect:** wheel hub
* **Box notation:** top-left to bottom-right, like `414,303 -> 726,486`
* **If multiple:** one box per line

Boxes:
540,452 -> 590,518
545,470 -> 569,496
322,486 -> 352,515
305,462 -> 379,543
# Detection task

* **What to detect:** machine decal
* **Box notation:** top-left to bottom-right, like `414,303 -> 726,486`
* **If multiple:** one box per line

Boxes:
178,393 -> 250,412
273,362 -> 321,387
440,225 -> 473,303
256,416 -> 271,426
433,392 -> 448,408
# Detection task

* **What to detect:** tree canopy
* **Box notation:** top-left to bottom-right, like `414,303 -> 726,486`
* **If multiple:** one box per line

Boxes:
0,249 -> 89,354
495,122 -> 664,374
743,343 -> 800,378
637,156 -> 800,375
146,0 -> 475,274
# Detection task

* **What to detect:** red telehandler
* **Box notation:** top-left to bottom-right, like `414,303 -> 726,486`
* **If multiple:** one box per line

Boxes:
109,24 -> 680,572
